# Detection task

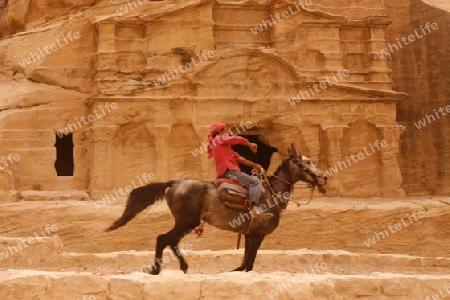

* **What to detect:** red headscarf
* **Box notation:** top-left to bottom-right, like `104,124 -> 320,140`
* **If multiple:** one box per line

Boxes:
207,122 -> 226,158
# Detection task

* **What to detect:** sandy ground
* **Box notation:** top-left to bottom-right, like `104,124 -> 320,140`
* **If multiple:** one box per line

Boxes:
0,195 -> 449,258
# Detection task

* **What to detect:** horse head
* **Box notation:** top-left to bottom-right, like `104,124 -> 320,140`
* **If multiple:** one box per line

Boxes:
286,144 -> 327,194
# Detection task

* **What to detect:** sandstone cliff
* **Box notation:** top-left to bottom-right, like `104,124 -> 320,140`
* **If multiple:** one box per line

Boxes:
0,0 -> 448,199
386,0 -> 450,195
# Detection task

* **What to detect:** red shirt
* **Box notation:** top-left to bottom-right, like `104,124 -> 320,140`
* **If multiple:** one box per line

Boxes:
210,134 -> 249,178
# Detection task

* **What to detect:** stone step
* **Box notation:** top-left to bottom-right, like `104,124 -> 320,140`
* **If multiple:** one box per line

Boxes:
1,269 -> 450,300
59,249 -> 450,276
0,236 -> 63,266
18,190 -> 90,201
0,130 -> 53,141
1,235 -> 449,276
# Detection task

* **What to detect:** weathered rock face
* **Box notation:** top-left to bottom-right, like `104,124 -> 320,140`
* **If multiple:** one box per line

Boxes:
0,0 -> 97,35
0,79 -> 89,192
0,0 -> 447,200
385,0 -> 450,195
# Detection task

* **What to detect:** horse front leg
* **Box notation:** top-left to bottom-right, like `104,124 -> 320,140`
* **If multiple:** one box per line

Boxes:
245,234 -> 265,272
233,234 -> 250,271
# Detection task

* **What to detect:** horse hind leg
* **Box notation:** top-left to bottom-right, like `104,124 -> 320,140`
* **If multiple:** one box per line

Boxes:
146,183 -> 205,275
169,242 -> 188,273
144,230 -> 172,275
146,222 -> 199,275
171,218 -> 205,273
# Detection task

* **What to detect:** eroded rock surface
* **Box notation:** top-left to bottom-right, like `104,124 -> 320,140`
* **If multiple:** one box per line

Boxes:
5,0 -> 447,199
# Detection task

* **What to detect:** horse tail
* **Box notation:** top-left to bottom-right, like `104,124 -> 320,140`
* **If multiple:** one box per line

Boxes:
105,180 -> 177,232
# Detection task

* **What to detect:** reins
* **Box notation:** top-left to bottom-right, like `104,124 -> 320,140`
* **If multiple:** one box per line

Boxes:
250,152 -> 315,207
257,168 -> 315,208
236,167 -> 315,248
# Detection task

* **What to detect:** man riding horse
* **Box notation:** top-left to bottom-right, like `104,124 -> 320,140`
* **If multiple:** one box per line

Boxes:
207,122 -> 272,216
106,125 -> 328,274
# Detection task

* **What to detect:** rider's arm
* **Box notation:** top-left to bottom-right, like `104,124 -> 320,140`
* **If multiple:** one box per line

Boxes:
237,155 -> 262,170
220,134 -> 249,146
220,135 -> 258,152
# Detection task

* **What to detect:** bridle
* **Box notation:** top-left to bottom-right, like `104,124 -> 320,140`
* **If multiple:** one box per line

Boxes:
288,157 -> 326,186
256,156 -> 324,209
259,156 -> 323,189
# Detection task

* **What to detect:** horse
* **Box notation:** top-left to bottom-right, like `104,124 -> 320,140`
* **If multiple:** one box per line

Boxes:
106,144 -> 327,274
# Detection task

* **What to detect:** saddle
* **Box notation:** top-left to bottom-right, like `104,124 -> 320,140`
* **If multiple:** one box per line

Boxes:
213,179 -> 251,211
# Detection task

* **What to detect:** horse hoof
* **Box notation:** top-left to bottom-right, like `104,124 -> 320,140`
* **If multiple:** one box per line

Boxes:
232,266 -> 246,272
181,262 -> 189,273
142,265 -> 160,275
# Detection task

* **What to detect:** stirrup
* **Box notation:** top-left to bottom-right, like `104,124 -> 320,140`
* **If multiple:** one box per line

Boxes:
250,205 -> 274,219
251,167 -> 265,176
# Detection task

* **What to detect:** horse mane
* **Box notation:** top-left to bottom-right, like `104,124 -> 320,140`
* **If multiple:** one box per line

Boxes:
273,159 -> 288,177
267,159 -> 288,185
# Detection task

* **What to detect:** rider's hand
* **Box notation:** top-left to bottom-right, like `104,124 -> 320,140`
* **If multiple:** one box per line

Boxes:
249,143 -> 258,153
253,164 -> 263,170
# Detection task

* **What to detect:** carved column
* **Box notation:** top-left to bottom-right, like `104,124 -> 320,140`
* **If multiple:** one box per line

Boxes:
0,168 -> 17,202
323,126 -> 346,197
96,21 -> 117,71
376,125 -> 406,197
303,21 -> 344,72
90,126 -> 118,199
192,125 -> 215,180
96,21 -> 118,93
365,16 -> 392,89
152,125 -> 171,181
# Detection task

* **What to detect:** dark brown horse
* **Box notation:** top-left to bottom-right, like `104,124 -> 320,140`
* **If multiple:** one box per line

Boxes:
106,144 -> 327,274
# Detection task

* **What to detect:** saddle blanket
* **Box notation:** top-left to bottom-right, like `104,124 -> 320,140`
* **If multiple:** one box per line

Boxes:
213,179 -> 250,210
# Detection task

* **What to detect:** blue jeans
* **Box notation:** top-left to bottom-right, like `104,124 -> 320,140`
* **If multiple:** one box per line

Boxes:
222,170 -> 262,205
